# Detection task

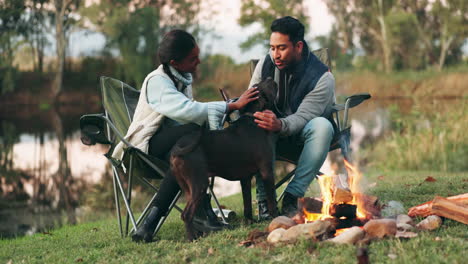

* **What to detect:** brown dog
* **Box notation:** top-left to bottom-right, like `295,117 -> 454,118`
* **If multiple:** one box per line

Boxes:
170,78 -> 279,241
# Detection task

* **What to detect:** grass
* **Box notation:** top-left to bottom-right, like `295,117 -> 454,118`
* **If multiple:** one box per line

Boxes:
362,99 -> 468,172
1,170 -> 467,263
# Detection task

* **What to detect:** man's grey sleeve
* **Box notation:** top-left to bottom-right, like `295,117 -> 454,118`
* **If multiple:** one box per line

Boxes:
248,56 -> 265,89
279,72 -> 336,136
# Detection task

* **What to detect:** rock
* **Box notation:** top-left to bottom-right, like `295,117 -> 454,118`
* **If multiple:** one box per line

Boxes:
416,215 -> 442,230
268,216 -> 297,232
328,227 -> 365,244
281,223 -> 311,243
397,223 -> 414,232
396,214 -> 414,226
363,219 -> 397,239
279,221 -> 334,243
381,201 -> 405,217
267,228 -> 286,244
305,220 -> 334,240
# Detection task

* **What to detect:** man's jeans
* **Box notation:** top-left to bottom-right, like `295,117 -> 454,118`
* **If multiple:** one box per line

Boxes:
256,117 -> 334,200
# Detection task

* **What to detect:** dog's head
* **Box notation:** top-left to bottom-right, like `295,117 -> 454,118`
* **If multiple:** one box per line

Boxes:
241,77 -> 277,114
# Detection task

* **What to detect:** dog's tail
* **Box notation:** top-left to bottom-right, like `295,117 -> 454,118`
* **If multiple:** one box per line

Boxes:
171,123 -> 206,156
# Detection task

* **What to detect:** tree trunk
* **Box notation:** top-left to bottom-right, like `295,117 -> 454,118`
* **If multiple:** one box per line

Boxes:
437,25 -> 454,71
53,0 -> 70,99
376,0 -> 392,73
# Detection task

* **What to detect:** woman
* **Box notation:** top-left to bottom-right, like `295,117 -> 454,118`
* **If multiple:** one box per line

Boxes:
114,30 -> 258,243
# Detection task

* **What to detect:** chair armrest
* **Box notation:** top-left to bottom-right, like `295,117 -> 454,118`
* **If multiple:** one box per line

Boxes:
344,93 -> 371,109
343,93 -> 371,128
331,93 -> 371,130
80,114 -> 134,148
80,114 -> 111,145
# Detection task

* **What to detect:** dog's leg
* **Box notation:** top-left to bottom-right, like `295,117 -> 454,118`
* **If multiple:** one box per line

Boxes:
240,178 -> 253,222
259,165 -> 278,217
173,153 -> 208,241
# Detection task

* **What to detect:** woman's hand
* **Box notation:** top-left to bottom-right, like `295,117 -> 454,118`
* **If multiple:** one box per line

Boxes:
228,87 -> 259,111
253,110 -> 282,132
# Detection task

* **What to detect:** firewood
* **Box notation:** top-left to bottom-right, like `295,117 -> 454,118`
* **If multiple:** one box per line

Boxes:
298,197 -> 322,213
334,188 -> 353,204
431,196 -> 468,225
332,203 -> 357,219
408,193 -> 468,217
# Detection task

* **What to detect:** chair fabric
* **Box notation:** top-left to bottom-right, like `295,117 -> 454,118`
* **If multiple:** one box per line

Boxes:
81,76 -> 226,238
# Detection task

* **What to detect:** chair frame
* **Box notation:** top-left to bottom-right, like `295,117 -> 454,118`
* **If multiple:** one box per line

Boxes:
80,77 -> 227,239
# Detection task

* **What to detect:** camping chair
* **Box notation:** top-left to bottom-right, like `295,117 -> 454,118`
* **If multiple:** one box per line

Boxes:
79,76 -> 227,238
223,48 -> 371,204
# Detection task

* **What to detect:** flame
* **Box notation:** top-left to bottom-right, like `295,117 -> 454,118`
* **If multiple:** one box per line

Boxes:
302,160 -> 371,223
303,174 -> 335,222
344,159 -> 367,219
318,174 -> 334,216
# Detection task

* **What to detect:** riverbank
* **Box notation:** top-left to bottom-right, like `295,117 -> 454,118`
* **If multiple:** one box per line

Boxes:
1,170 -> 466,263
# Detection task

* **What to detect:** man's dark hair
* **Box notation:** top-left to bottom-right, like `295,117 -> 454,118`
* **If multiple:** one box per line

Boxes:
270,16 -> 305,44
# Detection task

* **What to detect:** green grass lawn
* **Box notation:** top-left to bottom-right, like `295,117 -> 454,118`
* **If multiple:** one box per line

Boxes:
1,171 -> 467,264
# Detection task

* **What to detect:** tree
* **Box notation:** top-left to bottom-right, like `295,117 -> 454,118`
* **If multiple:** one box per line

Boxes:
238,0 -> 308,52
24,0 -> 53,74
81,0 -> 205,87
51,0 -> 80,98
0,0 -> 27,93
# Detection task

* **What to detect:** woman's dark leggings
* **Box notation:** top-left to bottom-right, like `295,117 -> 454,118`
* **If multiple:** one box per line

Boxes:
148,123 -> 200,214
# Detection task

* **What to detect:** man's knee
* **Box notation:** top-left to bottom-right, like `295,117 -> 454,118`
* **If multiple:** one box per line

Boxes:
301,117 -> 334,140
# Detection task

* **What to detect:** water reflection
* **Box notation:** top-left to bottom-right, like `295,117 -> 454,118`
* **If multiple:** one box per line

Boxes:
0,104 -> 108,238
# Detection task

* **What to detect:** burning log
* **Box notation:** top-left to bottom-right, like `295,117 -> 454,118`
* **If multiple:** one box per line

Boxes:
431,196 -> 468,225
353,193 -> 381,218
334,188 -> 353,204
332,203 -> 357,218
298,197 -> 322,214
408,193 -> 468,217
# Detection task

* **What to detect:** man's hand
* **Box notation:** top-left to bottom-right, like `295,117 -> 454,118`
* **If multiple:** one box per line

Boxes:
253,110 -> 282,132
228,87 -> 259,111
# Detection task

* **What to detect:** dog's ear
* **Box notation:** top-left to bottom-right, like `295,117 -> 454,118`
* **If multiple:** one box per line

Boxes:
258,78 -> 277,110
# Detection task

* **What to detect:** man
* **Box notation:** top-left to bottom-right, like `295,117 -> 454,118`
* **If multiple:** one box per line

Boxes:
249,16 -> 336,218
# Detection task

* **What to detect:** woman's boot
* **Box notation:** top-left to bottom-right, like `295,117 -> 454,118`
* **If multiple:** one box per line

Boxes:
132,206 -> 163,243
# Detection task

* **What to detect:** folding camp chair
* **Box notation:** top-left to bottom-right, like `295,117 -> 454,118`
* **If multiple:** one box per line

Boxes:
79,76 -> 227,238
237,48 -> 371,203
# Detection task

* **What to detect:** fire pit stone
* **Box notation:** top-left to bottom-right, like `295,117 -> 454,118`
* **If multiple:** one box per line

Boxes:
396,214 -> 414,226
363,219 -> 397,239
268,216 -> 297,233
416,215 -> 442,230
328,226 -> 365,244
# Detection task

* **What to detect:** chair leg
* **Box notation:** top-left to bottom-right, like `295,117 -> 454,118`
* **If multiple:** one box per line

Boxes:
125,155 -> 134,236
275,169 -> 296,203
209,187 -> 228,224
113,166 -> 138,233
112,168 -> 123,237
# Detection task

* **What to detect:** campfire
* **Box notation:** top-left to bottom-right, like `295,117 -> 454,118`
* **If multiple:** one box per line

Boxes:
238,160 -> 468,247
293,160 -> 380,231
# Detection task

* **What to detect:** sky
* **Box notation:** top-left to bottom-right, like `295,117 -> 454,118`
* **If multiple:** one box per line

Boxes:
69,0 -> 335,64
